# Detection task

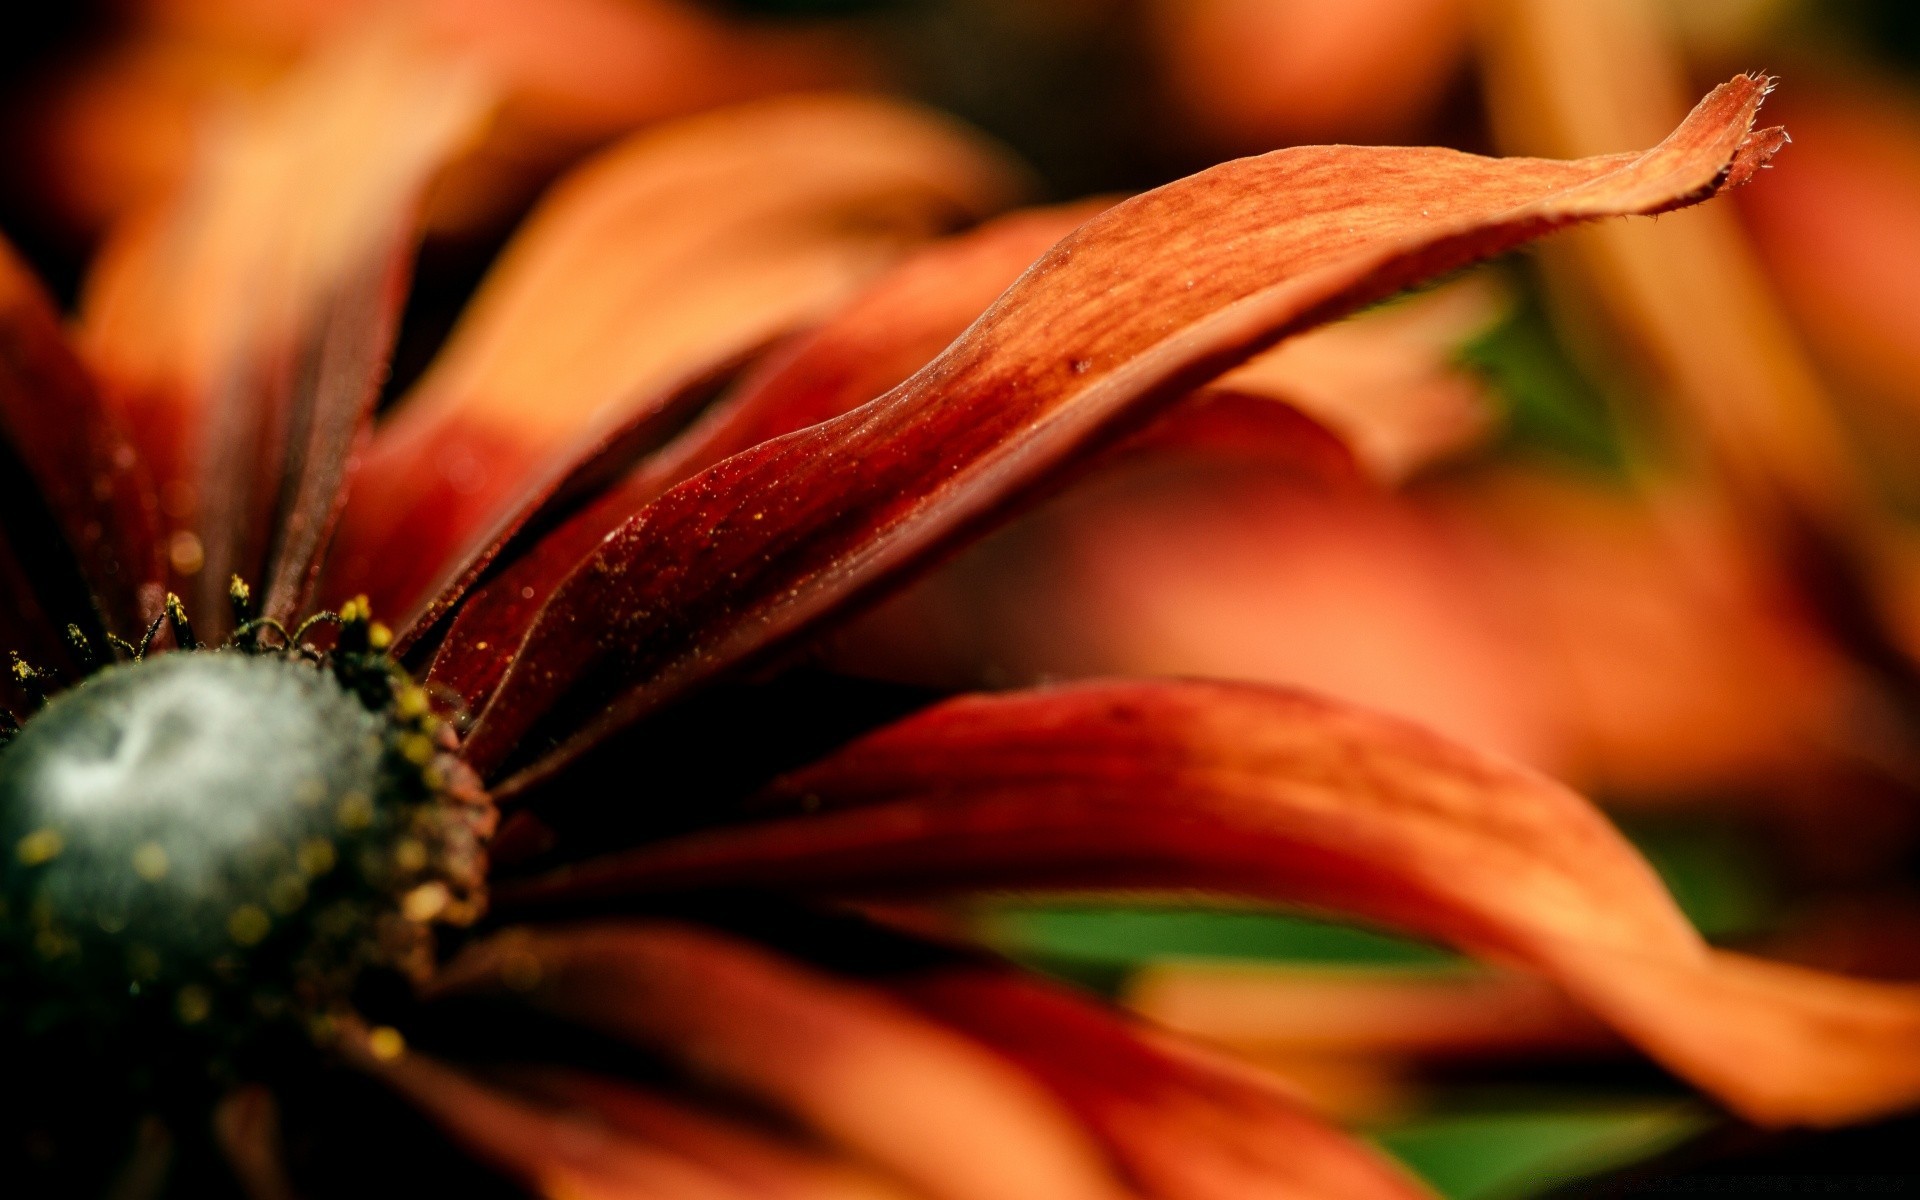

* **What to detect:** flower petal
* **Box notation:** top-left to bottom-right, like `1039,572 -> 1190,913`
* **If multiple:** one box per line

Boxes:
0,236 -> 162,635
346,1043 -> 773,1199
325,93 -> 1023,637
428,204 -> 1099,711
464,74 -> 1785,784
499,679 -> 1920,1127
1125,961 -> 1617,1060
433,922 -> 1129,1200
893,967 -> 1433,1200
513,1070 -> 921,1200
77,27 -> 490,626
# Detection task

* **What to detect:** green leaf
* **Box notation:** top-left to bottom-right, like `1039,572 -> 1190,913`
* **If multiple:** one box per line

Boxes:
1374,1103 -> 1713,1200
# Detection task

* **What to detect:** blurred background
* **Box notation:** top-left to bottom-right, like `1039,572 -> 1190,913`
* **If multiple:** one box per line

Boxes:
6,1 -> 1920,1195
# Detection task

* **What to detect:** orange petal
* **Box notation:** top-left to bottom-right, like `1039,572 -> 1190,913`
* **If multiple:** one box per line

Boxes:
28,0 -> 869,238
1146,0 -> 1472,151
1126,961 -> 1618,1060
894,968 -> 1433,1200
345,1040 -> 769,1199
511,1070 -> 920,1200
465,74 -> 1784,785
434,922 -> 1129,1200
325,92 -> 1022,636
428,202 -> 1102,711
500,680 -> 1920,1126
77,25 -> 491,626
1200,274 -> 1505,484
1735,79 -> 1920,429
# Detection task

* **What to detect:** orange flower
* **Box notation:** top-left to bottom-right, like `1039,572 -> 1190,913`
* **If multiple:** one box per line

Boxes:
0,29 -> 1912,1198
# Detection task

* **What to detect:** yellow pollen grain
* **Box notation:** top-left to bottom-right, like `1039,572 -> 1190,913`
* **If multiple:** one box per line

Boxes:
335,791 -> 374,832
401,881 -> 450,922
474,641 -> 488,651
227,904 -> 271,946
168,530 -> 205,576
366,1025 -> 406,1061
176,985 -> 212,1025
368,622 -> 392,651
398,733 -> 435,766
16,828 -> 63,866
297,838 -> 338,877
392,838 -> 429,875
131,841 -> 170,881
267,874 -> 308,915
394,686 -> 430,720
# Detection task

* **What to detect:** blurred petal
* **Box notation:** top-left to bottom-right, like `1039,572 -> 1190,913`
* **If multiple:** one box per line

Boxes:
893,968 -> 1433,1200
327,93 -> 1021,636
1146,0 -> 1471,151
465,74 -> 1783,784
501,680 -> 1920,1126
514,1071 -> 921,1200
435,922 -> 1128,1200
428,203 -> 1100,711
1201,275 -> 1505,485
77,25 -> 490,626
211,1087 -> 296,1200
1125,961 -> 1617,1060
345,1042 -> 773,1199
25,0 -> 868,238
835,464 -> 1852,797
1477,0 -> 1914,682
1735,80 -> 1920,430
0,236 -> 162,633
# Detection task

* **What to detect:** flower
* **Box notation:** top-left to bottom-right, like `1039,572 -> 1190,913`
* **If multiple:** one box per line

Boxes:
0,28 -> 1913,1200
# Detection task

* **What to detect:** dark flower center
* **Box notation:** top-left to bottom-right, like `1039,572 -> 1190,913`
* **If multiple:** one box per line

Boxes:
0,634 -> 491,1096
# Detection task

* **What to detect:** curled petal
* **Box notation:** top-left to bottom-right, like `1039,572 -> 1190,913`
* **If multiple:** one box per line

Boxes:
434,922 -> 1129,1200
78,26 -> 490,627
501,680 -> 1920,1127
326,93 -> 1023,637
429,203 -> 1100,711
464,74 -> 1786,784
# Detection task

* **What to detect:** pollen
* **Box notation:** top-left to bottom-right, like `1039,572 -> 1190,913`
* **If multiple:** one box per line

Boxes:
16,827 -> 63,866
227,904 -> 271,946
366,1025 -> 406,1061
130,841 -> 169,881
335,790 -> 375,831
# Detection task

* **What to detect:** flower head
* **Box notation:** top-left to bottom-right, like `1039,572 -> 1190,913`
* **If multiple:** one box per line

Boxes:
0,27 -> 1912,1199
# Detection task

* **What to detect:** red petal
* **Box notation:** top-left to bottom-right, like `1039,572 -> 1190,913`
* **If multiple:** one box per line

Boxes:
0,237 -> 162,634
77,29 -> 489,626
514,1070 -> 920,1200
433,922 -> 1129,1200
429,203 -> 1100,711
464,74 -> 1785,785
894,968 -> 1432,1200
499,679 -> 1920,1127
346,1041 -> 765,1199
325,93 -> 1023,637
